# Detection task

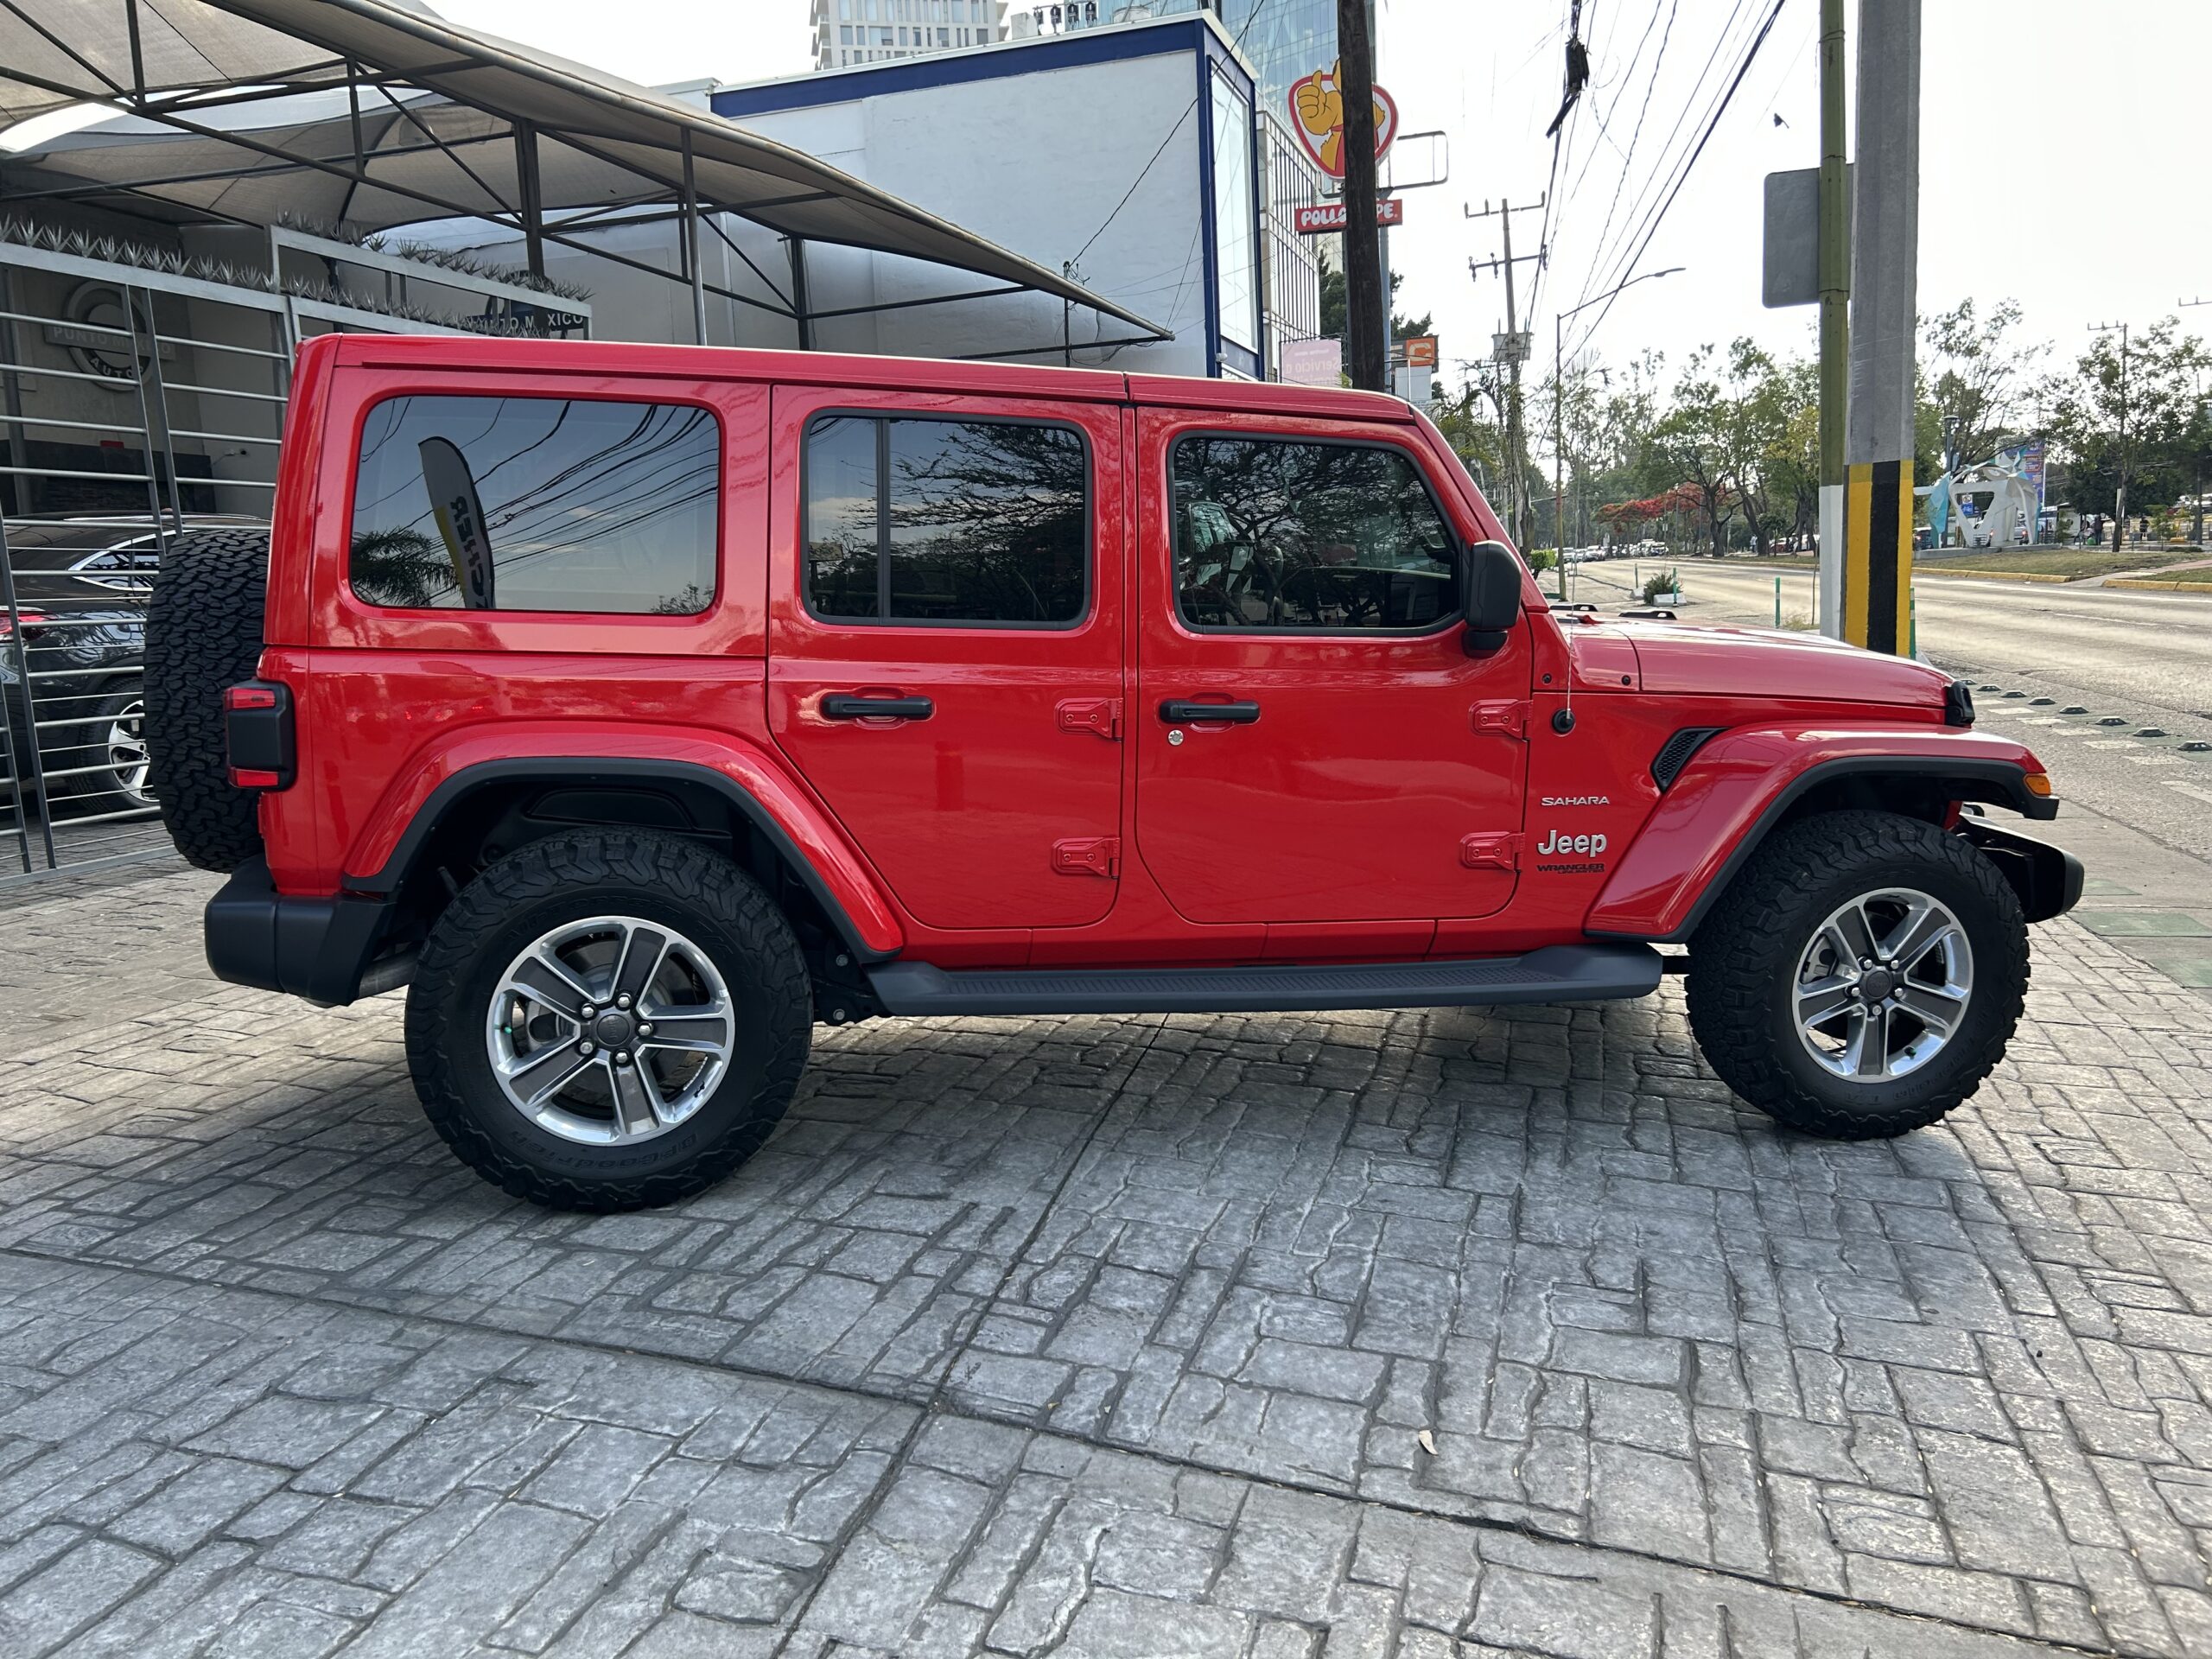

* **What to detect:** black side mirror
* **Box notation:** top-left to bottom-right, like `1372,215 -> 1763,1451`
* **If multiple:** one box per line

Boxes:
1459,539 -> 1523,654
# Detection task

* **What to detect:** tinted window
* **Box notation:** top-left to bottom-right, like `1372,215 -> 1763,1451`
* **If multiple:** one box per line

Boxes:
350,395 -> 719,613
804,416 -> 1087,625
1172,436 -> 1459,631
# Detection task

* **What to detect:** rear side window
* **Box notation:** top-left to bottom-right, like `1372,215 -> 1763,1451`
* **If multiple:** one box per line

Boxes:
1172,435 -> 1459,631
803,415 -> 1088,626
349,394 -> 720,614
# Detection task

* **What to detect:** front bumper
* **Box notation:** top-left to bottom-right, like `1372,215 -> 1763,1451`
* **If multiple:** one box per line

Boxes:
206,856 -> 408,1005
1961,817 -> 2084,924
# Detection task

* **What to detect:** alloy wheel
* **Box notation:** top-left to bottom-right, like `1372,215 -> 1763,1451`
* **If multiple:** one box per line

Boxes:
1793,887 -> 1974,1082
484,914 -> 736,1145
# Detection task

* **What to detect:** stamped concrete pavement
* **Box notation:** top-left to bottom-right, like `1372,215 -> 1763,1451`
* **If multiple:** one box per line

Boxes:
1,855 -> 2209,1656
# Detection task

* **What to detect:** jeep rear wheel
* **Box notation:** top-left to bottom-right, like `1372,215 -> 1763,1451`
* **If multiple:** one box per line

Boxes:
406,829 -> 812,1211
1687,810 -> 2027,1140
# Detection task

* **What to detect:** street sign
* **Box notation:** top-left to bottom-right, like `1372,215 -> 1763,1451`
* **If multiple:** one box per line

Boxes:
1402,334 -> 1438,368
1293,198 -> 1404,235
1763,164 -> 1851,308
1491,331 -> 1532,365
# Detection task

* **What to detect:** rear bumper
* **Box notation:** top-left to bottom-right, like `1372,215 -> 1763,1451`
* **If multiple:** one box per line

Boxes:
205,856 -> 408,1005
1961,817 -> 2084,924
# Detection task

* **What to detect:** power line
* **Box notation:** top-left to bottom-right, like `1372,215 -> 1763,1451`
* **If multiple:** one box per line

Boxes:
1568,0 -> 1788,362
1580,0 -> 1752,310
1069,0 -> 1275,269
1569,0 -> 1678,315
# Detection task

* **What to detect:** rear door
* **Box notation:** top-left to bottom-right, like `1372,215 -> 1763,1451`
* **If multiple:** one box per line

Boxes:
766,385 -> 1125,931
1133,408 -> 1530,926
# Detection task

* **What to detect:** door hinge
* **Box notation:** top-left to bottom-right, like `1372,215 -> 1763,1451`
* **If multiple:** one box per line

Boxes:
1471,700 -> 1529,739
1052,836 -> 1122,878
1459,831 -> 1522,871
1056,697 -> 1124,741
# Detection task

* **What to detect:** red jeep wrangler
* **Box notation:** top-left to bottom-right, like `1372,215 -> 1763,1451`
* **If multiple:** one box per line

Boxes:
145,335 -> 2079,1211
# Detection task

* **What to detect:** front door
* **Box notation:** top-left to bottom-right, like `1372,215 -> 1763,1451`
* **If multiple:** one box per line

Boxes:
1134,410 -> 1529,925
768,386 -> 1124,931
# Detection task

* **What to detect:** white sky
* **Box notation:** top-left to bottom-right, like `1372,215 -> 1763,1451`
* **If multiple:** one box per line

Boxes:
434,0 -> 2208,390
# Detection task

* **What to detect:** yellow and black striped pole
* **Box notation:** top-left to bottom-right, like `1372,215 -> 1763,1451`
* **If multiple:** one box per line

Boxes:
1843,0 -> 1921,656
1845,456 -> 1914,652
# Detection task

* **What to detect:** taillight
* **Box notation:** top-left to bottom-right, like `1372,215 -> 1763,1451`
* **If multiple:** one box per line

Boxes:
0,607 -> 48,641
224,680 -> 295,790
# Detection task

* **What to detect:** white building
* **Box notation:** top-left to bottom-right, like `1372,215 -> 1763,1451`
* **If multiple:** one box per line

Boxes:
815,0 -> 1008,70
717,10 -> 1300,378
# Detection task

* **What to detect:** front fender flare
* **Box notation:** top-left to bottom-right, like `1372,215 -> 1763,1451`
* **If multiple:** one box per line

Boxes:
1586,725 -> 2054,942
342,722 -> 905,961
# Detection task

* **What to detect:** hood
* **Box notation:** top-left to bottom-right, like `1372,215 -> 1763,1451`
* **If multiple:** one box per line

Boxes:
1597,617 -> 1955,709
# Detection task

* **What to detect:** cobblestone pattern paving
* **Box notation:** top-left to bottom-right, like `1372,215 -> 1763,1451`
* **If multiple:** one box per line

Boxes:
1,864 -> 2209,1656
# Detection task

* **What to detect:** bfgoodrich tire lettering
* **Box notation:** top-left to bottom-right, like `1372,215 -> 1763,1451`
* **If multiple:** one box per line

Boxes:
1687,810 -> 2027,1140
406,829 -> 811,1210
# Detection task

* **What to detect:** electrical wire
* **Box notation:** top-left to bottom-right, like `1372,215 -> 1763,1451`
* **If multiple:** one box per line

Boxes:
1068,0 -> 1275,271
1567,0 -> 1789,362
1568,0 -> 1678,315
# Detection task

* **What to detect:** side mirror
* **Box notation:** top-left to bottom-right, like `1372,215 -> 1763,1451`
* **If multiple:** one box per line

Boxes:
1459,539 -> 1523,654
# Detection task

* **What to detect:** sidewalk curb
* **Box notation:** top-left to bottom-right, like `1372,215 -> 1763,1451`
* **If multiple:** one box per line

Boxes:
1916,568 -> 2071,584
2104,575 -> 2212,593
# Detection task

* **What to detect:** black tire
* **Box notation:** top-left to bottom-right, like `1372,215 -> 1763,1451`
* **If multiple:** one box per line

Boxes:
1687,810 -> 2027,1140
406,829 -> 812,1211
143,526 -> 270,872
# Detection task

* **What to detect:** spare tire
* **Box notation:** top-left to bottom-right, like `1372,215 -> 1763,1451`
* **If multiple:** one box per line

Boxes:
144,525 -> 270,873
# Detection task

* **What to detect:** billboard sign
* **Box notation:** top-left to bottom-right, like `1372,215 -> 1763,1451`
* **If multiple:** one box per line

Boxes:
1288,61 -> 1400,181
1402,334 -> 1438,368
1292,198 -> 1405,235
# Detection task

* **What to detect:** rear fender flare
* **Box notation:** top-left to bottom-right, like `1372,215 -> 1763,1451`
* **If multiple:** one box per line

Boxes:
1586,725 -> 2053,942
344,723 -> 904,962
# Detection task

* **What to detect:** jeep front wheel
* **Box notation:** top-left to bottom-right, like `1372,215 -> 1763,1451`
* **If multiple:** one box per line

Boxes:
1687,810 -> 2027,1140
406,829 -> 812,1210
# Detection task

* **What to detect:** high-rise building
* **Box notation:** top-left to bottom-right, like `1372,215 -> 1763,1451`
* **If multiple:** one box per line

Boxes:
1133,0 -> 1343,123
812,0 -> 1008,71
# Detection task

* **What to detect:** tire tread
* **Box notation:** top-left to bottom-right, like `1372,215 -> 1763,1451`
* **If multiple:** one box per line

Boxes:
405,829 -> 811,1211
1687,810 -> 2027,1140
143,527 -> 270,872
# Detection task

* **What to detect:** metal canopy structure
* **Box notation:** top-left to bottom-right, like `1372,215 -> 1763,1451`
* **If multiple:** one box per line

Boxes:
0,0 -> 1169,346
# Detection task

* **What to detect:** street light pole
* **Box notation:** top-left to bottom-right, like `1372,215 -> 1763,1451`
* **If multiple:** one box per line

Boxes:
1553,268 -> 1682,601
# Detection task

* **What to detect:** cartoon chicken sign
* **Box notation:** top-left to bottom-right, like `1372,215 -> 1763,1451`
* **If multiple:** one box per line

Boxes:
1288,60 -> 1400,181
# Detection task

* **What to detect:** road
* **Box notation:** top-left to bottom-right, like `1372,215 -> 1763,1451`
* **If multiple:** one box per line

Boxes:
1564,558 -> 2212,862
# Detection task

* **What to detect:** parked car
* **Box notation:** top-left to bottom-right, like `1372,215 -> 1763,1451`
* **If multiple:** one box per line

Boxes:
1,515 -> 264,817
150,335 -> 2079,1212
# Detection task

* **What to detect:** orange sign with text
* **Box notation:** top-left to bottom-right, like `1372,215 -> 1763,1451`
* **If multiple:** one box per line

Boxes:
1288,61 -> 1400,181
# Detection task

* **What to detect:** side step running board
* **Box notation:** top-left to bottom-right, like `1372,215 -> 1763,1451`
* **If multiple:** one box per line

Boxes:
867,944 -> 1663,1018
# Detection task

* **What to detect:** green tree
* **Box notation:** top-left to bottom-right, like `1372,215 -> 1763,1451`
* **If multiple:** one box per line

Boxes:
1317,246 -> 1429,343
2039,315 -> 2209,534
1919,298 -> 2044,475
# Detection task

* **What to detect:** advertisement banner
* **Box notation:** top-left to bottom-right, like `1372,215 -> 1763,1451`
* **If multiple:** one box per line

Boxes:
1280,337 -> 1343,388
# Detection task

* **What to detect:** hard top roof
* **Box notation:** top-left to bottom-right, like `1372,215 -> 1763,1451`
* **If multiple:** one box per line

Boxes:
326,335 -> 1419,423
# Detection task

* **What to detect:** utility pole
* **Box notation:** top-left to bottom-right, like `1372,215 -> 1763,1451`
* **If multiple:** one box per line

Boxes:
1337,0 -> 1386,391
1815,0 -> 1849,637
2088,321 -> 2129,552
1843,0 -> 1919,656
1467,195 -> 1544,550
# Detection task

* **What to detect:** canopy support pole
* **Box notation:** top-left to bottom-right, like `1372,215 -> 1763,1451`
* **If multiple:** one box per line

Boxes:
681,130 -> 706,345
516,119 -> 545,280
788,237 -> 813,351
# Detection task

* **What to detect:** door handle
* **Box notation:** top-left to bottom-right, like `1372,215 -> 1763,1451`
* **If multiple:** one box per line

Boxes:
1160,699 -> 1260,725
822,694 -> 934,721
